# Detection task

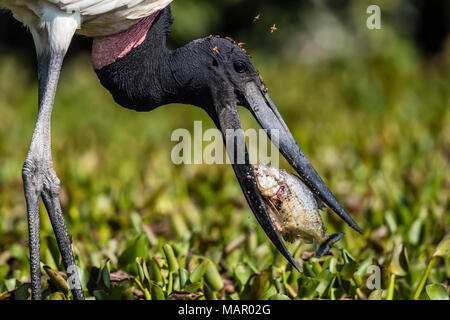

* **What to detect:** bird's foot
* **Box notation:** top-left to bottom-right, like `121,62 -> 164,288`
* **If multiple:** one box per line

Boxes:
22,158 -> 84,300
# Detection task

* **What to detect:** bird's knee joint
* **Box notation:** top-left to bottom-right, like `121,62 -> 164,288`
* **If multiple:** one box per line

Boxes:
22,160 -> 40,191
43,170 -> 61,196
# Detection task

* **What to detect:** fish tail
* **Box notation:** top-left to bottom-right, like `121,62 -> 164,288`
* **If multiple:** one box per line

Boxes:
316,232 -> 344,258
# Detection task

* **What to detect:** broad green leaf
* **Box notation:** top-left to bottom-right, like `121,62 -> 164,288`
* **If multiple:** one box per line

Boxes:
4,278 -> 16,292
93,289 -> 109,300
434,234 -> 450,259
150,283 -> 166,300
190,261 -> 208,283
102,262 -> 110,289
241,270 -> 270,300
203,283 -> 217,300
204,259 -> 223,291
45,292 -> 66,300
316,270 -> 335,297
340,261 -> 359,281
185,281 -> 202,294
14,284 -> 30,300
269,293 -> 291,300
260,285 -> 278,300
389,243 -> 409,276
150,259 -> 163,285
425,283 -> 449,300
234,264 -> 252,288
179,268 -> 190,288
118,233 -> 148,267
408,219 -> 424,246
368,289 -> 384,300
163,244 -> 180,273
297,276 -> 319,300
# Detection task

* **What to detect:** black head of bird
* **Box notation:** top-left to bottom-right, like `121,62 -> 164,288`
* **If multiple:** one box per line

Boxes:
95,6 -> 362,271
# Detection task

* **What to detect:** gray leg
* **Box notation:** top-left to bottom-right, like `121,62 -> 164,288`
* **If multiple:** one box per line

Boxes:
42,179 -> 84,300
23,52 -> 84,300
22,169 -> 42,300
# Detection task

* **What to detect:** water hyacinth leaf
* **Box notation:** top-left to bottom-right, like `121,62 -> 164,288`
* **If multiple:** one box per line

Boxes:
384,211 -> 397,234
328,256 -> 337,274
93,289 -> 109,300
143,260 -> 151,284
0,264 -> 8,282
389,243 -> 409,276
171,212 -> 190,239
150,282 -> 166,300
425,283 -> 449,300
167,271 -> 174,295
150,259 -> 163,285
234,264 -> 252,288
297,276 -> 319,299
433,233 -> 450,259
190,261 -> 208,283
204,259 -> 224,291
4,278 -> 16,292
143,288 -> 151,300
163,244 -> 180,273
118,233 -> 148,267
173,273 -> 181,291
110,283 -> 133,300
102,262 -> 110,289
302,262 -> 317,277
245,259 -> 259,274
340,249 -> 356,263
413,258 -> 437,300
209,247 -> 223,265
356,259 -> 373,279
46,292 -> 66,300
136,257 -> 145,283
241,270 -> 270,300
368,289 -> 384,300
311,259 -> 322,275
204,283 -> 217,300
408,218 -> 424,246
260,285 -> 278,300
185,281 -> 202,294
269,293 -> 291,300
179,268 -> 190,288
353,273 -> 362,287
14,284 -> 30,300
340,261 -> 359,281
316,270 -> 335,297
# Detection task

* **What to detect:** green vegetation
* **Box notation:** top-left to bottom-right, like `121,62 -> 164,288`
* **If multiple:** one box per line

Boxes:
0,1 -> 449,300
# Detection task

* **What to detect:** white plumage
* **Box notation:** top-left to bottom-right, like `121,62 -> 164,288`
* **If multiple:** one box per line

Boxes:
1,0 -> 173,39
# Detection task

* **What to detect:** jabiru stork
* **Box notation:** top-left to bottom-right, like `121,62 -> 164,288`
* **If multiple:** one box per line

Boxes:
0,0 -> 362,300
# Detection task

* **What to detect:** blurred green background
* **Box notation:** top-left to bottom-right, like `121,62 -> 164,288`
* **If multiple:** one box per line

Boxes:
0,0 -> 449,300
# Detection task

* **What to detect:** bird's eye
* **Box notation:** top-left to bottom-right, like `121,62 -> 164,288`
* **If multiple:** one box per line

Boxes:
233,61 -> 247,73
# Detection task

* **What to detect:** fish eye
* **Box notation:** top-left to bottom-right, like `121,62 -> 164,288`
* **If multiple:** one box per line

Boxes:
258,175 -> 277,190
233,61 -> 247,73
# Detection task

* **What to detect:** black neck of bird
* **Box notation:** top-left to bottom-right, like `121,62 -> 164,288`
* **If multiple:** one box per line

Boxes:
95,6 -> 210,112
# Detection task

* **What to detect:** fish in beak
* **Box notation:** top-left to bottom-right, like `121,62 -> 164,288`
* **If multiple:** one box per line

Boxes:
244,81 -> 362,235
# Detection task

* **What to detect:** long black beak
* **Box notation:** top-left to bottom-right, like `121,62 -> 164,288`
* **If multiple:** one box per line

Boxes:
243,82 -> 362,234
211,103 -> 301,272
